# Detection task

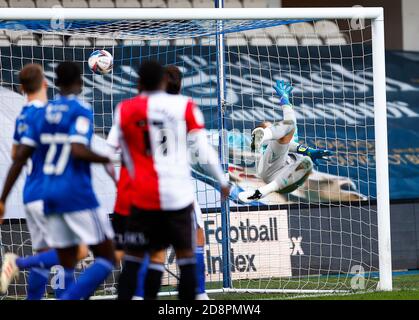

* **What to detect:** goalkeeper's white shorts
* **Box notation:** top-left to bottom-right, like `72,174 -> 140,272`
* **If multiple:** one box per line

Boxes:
258,141 -> 293,184
45,208 -> 114,249
24,200 -> 49,251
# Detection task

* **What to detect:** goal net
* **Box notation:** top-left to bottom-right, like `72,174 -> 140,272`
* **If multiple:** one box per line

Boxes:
0,8 -> 391,299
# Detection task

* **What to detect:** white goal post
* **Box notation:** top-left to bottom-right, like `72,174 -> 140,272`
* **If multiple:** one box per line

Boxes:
0,6 -> 392,296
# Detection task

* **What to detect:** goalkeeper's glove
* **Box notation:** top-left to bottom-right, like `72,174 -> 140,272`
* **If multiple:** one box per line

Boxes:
273,80 -> 293,106
296,145 -> 334,166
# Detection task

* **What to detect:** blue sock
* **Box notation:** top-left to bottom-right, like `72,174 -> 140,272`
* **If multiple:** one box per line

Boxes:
54,268 -> 75,299
26,267 -> 49,300
60,258 -> 113,300
134,254 -> 149,298
16,250 -> 59,270
195,246 -> 206,294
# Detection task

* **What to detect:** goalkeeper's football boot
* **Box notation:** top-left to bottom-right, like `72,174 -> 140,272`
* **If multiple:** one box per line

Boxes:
251,127 -> 265,153
238,189 -> 263,203
0,253 -> 20,294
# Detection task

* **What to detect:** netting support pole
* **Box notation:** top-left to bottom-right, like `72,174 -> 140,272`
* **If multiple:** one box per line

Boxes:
372,10 -> 392,291
215,0 -> 232,289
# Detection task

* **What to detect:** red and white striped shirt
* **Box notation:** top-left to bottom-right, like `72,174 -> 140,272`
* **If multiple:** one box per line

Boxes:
116,91 -> 207,211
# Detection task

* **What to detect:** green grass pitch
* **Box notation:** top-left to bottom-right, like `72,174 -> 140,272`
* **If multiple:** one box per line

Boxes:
27,272 -> 419,300
202,274 -> 419,300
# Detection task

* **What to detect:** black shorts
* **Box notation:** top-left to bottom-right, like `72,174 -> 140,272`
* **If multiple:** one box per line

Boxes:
112,213 -> 128,250
124,204 -> 195,252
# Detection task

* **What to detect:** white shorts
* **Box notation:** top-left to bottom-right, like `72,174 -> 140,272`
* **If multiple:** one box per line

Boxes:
24,200 -> 49,251
258,141 -> 291,183
46,208 -> 114,249
193,199 -> 204,229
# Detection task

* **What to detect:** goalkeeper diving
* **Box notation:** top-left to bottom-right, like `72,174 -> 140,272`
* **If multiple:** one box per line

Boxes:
238,81 -> 334,203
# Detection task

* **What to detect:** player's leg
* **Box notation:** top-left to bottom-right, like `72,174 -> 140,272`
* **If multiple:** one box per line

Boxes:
0,201 -> 62,298
239,139 -> 289,202
117,205 -> 150,300
251,112 -> 296,153
251,119 -> 296,179
63,238 -> 114,300
240,155 -> 313,202
120,209 -> 169,301
1,203 -> 88,273
170,204 -> 196,301
41,214 -> 91,299
132,254 -> 150,300
53,245 -> 89,299
193,201 -> 209,300
143,250 -> 166,300
175,249 -> 196,301
195,227 -> 208,300
43,213 -> 82,298
260,155 -> 313,195
112,212 -> 150,300
54,245 -> 80,298
51,209 -> 115,300
112,213 -> 127,265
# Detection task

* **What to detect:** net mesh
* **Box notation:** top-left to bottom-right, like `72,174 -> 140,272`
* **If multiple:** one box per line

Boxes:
0,19 -> 304,39
0,16 -> 380,299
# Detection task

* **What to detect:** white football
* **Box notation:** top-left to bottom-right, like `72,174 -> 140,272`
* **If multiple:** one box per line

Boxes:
88,49 -> 113,75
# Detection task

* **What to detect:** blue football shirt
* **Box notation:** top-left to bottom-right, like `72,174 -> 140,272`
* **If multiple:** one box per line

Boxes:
23,95 -> 99,214
14,100 -> 46,204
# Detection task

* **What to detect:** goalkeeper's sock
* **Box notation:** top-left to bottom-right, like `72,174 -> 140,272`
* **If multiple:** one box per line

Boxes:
258,180 -> 280,197
26,267 -> 49,300
16,249 -> 59,270
117,255 -> 142,300
134,254 -> 149,299
54,268 -> 75,299
144,263 -> 164,300
178,258 -> 197,301
195,246 -> 206,295
60,258 -> 113,300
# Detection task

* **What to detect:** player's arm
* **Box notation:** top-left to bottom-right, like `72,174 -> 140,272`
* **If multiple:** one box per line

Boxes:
71,143 -> 110,163
1,114 -> 37,222
69,112 -> 111,164
185,101 -> 230,198
0,145 -> 34,223
102,123 -> 121,184
273,81 -> 334,165
289,141 -> 334,166
11,145 -> 18,162
11,118 -> 21,161
272,80 -> 297,143
189,130 -> 230,198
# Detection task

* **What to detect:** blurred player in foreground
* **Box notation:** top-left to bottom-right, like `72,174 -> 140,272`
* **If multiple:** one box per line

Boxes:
26,62 -> 115,299
116,60 -> 229,300
42,62 -> 116,299
0,64 -> 87,299
239,81 -> 333,203
106,66 -> 209,300
165,65 -> 210,300
106,121 -> 150,300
